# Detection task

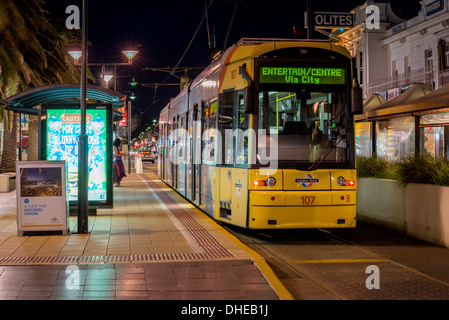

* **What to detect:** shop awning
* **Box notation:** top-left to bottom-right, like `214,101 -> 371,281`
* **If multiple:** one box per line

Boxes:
385,82 -> 449,116
365,83 -> 432,119
355,93 -> 388,121
0,83 -> 127,120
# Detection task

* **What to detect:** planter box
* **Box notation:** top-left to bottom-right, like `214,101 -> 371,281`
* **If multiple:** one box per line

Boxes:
357,178 -> 406,233
357,178 -> 449,247
405,183 -> 449,247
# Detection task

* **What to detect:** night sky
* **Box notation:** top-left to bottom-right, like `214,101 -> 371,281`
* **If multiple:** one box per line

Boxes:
44,0 -> 421,125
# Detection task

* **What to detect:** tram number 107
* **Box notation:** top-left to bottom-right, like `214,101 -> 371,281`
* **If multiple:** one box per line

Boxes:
300,196 -> 315,205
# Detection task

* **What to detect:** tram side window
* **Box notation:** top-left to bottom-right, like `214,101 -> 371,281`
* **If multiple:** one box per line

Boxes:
179,115 -> 185,160
169,117 -> 176,153
219,91 -> 234,165
235,93 -> 249,166
202,101 -> 217,165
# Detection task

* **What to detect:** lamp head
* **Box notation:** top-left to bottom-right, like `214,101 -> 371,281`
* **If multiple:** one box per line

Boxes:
103,74 -> 113,83
122,50 -> 139,62
68,50 -> 82,62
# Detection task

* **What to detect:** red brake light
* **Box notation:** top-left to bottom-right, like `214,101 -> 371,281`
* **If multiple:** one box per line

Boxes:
347,180 -> 355,186
252,180 -> 266,187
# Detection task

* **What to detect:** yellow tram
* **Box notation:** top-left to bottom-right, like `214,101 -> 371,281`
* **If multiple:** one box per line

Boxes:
158,38 -> 362,229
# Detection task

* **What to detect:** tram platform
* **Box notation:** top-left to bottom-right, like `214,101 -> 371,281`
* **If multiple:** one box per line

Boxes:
0,171 -> 291,300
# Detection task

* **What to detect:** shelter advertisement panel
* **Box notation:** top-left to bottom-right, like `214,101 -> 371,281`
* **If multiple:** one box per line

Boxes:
40,104 -> 113,208
16,161 -> 68,236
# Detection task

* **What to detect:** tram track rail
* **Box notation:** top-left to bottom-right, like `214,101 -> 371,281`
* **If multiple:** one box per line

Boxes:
318,228 -> 449,289
222,225 -> 346,300
222,224 -> 449,300
144,164 -> 449,299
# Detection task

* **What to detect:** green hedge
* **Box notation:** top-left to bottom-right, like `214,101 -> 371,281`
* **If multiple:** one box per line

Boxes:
356,155 -> 449,187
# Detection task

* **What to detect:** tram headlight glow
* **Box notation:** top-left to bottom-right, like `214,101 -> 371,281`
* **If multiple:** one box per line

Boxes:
337,176 -> 355,187
252,177 -> 276,187
252,180 -> 266,187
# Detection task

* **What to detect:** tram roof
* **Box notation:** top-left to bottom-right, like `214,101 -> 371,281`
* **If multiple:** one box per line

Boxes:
230,38 -> 352,60
159,38 -> 352,118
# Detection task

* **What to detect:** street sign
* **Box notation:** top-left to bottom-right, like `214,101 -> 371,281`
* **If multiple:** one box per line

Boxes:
305,12 -> 354,29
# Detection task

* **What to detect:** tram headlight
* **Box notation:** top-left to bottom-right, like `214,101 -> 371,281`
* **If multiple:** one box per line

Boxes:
266,177 -> 277,187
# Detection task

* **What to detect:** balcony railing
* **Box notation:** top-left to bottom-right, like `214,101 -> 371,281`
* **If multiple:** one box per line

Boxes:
439,69 -> 449,87
366,67 -> 435,96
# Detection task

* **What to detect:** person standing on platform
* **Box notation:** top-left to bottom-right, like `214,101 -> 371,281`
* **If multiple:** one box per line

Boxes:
113,138 -> 126,187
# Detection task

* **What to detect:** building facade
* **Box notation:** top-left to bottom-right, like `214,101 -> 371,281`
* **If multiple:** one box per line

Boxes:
336,0 -> 449,160
340,0 -> 449,98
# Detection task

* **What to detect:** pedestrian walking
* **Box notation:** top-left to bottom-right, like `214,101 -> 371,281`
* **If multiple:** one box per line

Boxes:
113,138 -> 126,187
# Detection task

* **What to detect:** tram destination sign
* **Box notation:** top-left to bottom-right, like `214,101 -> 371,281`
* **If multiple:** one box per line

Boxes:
259,66 -> 346,85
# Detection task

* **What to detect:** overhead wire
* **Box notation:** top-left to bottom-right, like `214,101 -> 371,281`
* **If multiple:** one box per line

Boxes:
163,0 -> 214,85
140,0 -> 214,116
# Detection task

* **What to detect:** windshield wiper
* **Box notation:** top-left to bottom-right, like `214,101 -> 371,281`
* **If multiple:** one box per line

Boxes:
307,135 -> 344,171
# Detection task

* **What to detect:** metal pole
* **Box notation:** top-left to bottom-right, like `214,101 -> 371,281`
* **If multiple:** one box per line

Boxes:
307,0 -> 315,39
114,65 -> 117,91
78,0 -> 89,234
102,65 -> 106,88
128,100 -> 132,174
18,113 -> 22,161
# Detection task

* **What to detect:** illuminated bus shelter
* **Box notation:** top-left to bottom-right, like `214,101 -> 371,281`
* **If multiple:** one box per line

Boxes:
0,83 -> 127,212
40,104 -> 113,208
355,83 -> 449,160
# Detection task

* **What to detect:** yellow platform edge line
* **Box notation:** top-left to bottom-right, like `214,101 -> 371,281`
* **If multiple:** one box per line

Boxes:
292,259 -> 387,264
146,172 -> 294,301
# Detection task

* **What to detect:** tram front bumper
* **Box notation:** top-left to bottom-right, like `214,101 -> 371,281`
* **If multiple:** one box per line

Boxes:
248,190 -> 356,229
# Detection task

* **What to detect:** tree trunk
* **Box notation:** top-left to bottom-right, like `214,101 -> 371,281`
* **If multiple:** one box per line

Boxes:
1,112 -> 18,171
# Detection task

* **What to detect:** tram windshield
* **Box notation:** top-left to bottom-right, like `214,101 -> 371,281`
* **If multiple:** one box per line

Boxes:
257,89 -> 350,167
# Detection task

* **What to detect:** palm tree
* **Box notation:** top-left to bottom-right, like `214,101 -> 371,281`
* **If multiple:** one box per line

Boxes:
0,0 -> 81,169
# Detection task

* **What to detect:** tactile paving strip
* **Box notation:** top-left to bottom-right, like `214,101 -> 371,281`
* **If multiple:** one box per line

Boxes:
140,174 -> 234,260
0,174 -> 233,265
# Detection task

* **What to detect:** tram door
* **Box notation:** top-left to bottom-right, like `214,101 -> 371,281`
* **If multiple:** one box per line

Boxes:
192,104 -> 201,205
186,110 -> 192,200
160,124 -> 165,181
175,115 -> 183,189
170,116 -> 178,188
178,114 -> 186,196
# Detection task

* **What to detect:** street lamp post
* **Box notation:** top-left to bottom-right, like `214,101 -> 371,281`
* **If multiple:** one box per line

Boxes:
68,43 -> 138,234
127,100 -> 132,174
78,0 -> 89,234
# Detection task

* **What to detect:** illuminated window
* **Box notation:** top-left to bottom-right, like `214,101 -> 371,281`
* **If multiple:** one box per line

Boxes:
392,60 -> 398,77
445,42 -> 449,69
404,56 -> 411,73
